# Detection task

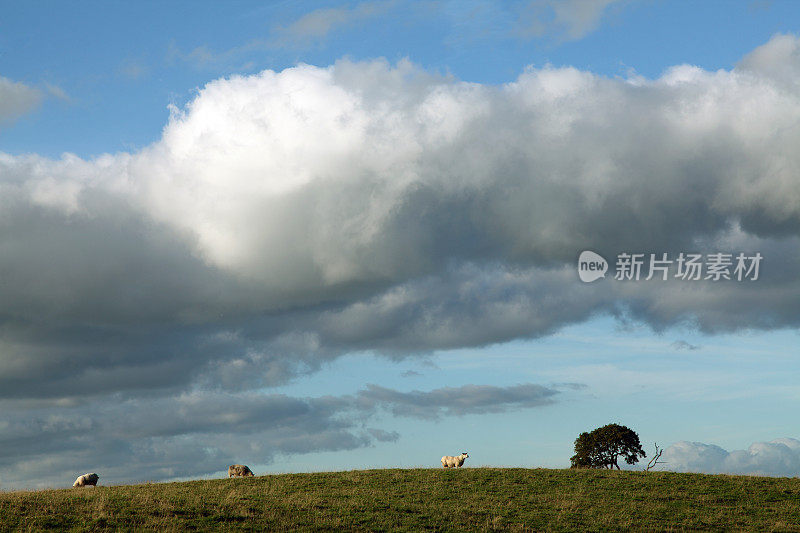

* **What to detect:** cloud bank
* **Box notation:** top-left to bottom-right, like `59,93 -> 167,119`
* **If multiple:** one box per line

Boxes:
661,438 -> 800,477
1,34 -> 800,487
3,36 -> 800,393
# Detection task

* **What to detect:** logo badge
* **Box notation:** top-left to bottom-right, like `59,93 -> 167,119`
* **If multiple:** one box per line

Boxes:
578,250 -> 608,283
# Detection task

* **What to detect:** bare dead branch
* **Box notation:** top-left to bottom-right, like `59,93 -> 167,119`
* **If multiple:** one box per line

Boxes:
644,443 -> 666,472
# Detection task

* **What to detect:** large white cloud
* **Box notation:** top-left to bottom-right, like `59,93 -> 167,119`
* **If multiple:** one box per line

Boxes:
2,37 -> 799,335
0,36 -> 799,397
135,53 -> 800,289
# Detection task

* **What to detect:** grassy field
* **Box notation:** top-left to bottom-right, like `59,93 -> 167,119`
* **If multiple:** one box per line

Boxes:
1,468 -> 800,531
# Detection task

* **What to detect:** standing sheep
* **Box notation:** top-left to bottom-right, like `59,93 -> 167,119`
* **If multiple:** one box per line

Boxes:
73,473 -> 99,487
441,452 -> 469,468
228,464 -> 254,477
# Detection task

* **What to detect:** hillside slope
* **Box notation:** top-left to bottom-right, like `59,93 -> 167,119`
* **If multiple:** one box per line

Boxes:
1,468 -> 799,531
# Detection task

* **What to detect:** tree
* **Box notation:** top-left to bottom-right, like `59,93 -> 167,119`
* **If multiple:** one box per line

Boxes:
570,423 -> 646,469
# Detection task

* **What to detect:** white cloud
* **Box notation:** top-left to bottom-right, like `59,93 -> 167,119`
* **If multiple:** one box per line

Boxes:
166,2 -> 394,70
274,1 -> 395,46
0,76 -> 42,123
138,51 -> 800,289
516,0 -> 627,41
118,60 -> 149,81
662,438 -> 800,477
738,33 -> 800,88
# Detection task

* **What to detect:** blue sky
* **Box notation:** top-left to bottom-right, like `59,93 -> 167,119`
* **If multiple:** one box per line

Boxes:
3,0 -> 799,156
1,0 -> 800,489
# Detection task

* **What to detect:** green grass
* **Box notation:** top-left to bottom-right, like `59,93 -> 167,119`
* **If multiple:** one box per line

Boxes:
2,468 -> 800,531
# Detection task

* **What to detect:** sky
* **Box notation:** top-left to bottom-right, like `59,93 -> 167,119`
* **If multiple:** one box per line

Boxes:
0,0 -> 799,490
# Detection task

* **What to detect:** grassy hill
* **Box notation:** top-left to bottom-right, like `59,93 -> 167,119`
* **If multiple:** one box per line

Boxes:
2,468 -> 799,531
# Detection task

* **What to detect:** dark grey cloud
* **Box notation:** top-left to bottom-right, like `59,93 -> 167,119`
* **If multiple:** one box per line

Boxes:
357,383 -> 559,419
0,381 -> 559,489
660,439 -> 800,477
0,393 -> 374,489
550,382 -> 588,391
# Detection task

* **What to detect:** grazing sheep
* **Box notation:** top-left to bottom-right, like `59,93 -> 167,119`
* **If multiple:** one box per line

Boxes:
441,452 -> 469,468
228,464 -> 254,477
73,473 -> 99,487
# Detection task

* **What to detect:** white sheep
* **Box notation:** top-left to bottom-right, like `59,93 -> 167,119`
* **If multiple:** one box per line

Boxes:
73,473 -> 99,487
441,452 -> 469,468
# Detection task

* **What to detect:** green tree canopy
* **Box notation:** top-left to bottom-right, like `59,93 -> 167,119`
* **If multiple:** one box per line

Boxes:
570,423 -> 646,469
